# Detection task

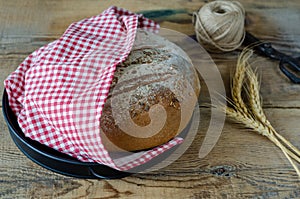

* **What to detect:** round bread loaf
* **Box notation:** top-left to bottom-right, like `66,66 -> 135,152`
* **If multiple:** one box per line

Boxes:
100,29 -> 200,152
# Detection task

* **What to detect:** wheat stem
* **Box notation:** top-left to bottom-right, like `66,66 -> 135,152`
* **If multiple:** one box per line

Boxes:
272,131 -> 300,161
225,106 -> 300,162
268,134 -> 300,176
226,107 -> 300,173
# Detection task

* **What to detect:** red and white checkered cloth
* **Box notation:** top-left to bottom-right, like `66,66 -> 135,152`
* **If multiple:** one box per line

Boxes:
4,6 -> 183,171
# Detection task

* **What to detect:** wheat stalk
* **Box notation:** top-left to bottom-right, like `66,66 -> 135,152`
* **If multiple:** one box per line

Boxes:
224,107 -> 271,137
246,66 -> 300,160
273,131 -> 300,160
231,50 -> 252,115
245,67 -> 267,122
223,49 -> 300,177
226,106 -> 300,175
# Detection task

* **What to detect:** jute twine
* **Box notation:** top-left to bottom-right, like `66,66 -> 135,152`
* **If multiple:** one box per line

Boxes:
193,0 -> 246,52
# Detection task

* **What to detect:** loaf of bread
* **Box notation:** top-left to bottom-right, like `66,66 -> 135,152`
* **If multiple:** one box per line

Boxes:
100,29 -> 200,152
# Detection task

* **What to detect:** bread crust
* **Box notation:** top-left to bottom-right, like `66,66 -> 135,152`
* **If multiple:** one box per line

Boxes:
100,29 -> 200,151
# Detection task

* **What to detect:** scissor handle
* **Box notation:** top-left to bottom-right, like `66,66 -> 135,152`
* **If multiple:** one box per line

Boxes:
244,32 -> 300,84
279,57 -> 300,84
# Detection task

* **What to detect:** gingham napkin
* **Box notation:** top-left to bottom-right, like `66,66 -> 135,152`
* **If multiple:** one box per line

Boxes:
4,6 -> 183,171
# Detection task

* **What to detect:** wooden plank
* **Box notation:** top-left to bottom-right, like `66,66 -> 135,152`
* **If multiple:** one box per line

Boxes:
0,0 -> 299,37
1,1 -> 300,44
1,108 -> 299,198
1,1 -> 300,107
1,1 -> 300,198
1,48 -> 300,108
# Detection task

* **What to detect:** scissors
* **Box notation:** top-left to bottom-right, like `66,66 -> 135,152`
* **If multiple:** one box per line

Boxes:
243,32 -> 300,84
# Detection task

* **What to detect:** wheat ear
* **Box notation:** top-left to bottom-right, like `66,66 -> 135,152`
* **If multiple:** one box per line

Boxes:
245,64 -> 300,162
223,49 -> 300,177
231,49 -> 252,115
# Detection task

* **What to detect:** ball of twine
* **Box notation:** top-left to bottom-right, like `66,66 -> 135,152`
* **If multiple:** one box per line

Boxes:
193,0 -> 246,53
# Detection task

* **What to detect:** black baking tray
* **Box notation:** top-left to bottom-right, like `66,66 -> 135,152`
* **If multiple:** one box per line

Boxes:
2,89 -> 186,179
2,89 -> 132,179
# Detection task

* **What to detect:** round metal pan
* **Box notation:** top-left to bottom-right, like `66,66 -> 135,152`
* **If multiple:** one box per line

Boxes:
2,89 -> 131,179
2,89 -> 190,179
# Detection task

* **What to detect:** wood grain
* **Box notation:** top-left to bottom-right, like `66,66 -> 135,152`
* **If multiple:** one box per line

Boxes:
1,1 -> 300,107
1,0 -> 300,198
1,108 -> 300,198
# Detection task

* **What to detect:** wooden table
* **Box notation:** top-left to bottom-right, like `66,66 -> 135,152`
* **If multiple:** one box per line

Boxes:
1,0 -> 299,198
